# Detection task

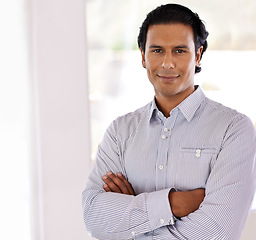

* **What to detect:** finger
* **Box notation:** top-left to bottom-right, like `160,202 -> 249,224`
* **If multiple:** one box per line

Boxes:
102,175 -> 121,193
117,172 -> 135,195
103,183 -> 111,192
106,171 -> 130,194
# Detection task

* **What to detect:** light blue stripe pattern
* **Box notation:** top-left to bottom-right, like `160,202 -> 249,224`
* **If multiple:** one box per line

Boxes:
82,86 -> 256,240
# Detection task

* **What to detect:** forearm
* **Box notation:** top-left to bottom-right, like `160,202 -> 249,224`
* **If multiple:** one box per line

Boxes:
168,180 -> 254,240
94,171 -> 207,239
82,188 -> 174,240
169,188 -> 205,218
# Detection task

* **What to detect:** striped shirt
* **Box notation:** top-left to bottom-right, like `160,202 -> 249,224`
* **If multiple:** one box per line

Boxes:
82,86 -> 256,240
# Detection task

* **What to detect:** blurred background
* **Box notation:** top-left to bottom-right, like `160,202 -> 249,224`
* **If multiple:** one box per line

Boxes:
0,0 -> 255,239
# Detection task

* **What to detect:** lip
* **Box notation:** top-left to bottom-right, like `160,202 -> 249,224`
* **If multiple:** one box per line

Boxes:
157,74 -> 179,82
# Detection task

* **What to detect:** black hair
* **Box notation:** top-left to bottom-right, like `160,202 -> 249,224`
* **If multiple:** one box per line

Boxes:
137,4 -> 209,73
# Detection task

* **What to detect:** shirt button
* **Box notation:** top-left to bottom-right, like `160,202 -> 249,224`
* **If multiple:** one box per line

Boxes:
196,149 -> 201,157
170,216 -> 175,225
161,135 -> 166,139
159,165 -> 164,170
160,219 -> 165,224
131,231 -> 135,236
164,128 -> 168,132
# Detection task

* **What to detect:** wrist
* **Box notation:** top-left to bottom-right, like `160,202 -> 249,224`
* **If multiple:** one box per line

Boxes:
168,188 -> 181,218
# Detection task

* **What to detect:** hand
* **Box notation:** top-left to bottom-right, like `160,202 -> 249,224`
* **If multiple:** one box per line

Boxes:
169,188 -> 205,218
102,171 -> 135,195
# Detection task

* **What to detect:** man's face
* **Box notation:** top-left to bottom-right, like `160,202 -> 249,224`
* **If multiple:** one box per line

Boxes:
141,23 -> 203,103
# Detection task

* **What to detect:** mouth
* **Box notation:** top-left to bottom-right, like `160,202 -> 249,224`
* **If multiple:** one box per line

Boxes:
157,74 -> 180,82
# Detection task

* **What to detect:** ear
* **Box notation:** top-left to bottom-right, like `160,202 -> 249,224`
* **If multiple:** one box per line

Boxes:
140,47 -> 146,68
195,46 -> 203,67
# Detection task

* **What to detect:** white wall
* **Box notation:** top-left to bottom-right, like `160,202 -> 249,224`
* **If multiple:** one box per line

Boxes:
29,0 -> 91,239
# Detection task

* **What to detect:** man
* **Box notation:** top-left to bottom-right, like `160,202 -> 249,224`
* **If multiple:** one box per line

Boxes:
82,4 -> 256,239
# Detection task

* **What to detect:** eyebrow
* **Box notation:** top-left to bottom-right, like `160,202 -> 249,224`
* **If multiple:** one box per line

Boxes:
174,45 -> 189,49
148,45 -> 163,49
148,44 -> 189,49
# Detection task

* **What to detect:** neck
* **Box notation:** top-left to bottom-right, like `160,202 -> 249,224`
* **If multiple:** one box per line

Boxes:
155,87 -> 196,118
155,97 -> 179,118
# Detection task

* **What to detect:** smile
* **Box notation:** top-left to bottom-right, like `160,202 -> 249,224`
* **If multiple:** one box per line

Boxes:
157,74 -> 179,82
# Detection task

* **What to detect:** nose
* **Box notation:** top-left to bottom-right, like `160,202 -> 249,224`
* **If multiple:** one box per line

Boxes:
162,52 -> 175,69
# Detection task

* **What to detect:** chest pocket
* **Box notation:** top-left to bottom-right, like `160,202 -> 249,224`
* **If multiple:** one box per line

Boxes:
174,147 -> 217,191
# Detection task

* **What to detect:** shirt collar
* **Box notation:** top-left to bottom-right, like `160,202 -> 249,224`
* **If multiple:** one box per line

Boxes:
149,85 -> 206,123
148,98 -> 159,123
177,86 -> 206,122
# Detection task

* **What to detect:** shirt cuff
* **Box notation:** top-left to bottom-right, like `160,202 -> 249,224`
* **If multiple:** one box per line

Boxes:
146,188 -> 175,231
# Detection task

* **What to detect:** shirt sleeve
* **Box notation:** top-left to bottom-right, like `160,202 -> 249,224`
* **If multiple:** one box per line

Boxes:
82,119 -> 175,240
83,114 -> 256,240
166,114 -> 256,240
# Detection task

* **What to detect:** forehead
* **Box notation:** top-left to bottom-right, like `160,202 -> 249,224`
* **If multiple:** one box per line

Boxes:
146,23 -> 195,48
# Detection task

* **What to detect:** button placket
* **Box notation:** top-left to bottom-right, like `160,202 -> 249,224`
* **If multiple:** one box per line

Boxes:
156,115 -> 176,190
161,126 -> 170,140
156,125 -> 169,190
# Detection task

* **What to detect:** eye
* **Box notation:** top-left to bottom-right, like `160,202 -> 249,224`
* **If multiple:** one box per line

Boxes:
176,49 -> 186,54
152,49 -> 163,53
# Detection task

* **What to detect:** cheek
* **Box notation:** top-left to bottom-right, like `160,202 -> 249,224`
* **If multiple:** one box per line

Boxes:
146,68 -> 154,82
145,60 -> 157,76
145,54 -> 160,69
182,58 -> 196,75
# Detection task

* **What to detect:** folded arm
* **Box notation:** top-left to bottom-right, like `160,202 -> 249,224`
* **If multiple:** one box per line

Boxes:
103,171 -> 205,218
83,116 -> 256,240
